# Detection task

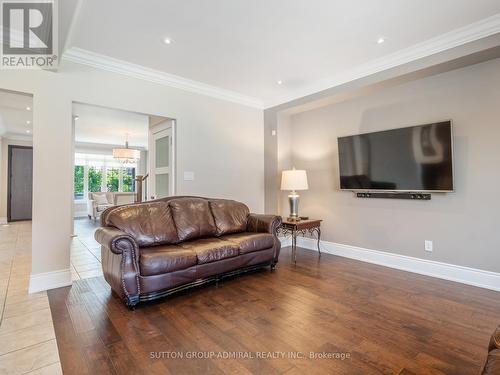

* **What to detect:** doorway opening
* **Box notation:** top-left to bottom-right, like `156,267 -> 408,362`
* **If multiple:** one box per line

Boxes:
0,89 -> 33,223
70,102 -> 175,280
0,88 -> 34,323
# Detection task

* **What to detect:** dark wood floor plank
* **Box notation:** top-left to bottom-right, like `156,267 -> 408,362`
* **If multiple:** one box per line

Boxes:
49,247 -> 500,374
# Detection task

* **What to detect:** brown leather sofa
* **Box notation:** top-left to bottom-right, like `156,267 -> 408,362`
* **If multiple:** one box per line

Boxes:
94,196 -> 282,307
481,325 -> 500,374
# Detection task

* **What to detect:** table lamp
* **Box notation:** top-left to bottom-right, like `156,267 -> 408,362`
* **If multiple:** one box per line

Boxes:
281,168 -> 308,221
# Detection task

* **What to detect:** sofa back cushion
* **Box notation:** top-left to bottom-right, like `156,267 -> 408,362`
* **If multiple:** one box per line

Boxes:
209,199 -> 249,235
90,192 -> 113,205
107,201 -> 178,246
169,198 -> 217,241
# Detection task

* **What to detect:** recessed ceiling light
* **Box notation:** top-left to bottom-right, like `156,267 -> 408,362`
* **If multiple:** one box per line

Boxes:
73,115 -> 79,121
26,130 -> 31,134
163,37 -> 172,45
26,106 -> 31,111
26,120 -> 31,124
277,80 -> 283,85
377,37 -> 385,44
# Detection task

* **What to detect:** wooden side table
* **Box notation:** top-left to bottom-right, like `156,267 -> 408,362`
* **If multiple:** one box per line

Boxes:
278,219 -> 322,264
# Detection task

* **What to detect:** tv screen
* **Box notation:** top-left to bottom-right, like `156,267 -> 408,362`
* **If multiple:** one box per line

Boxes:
338,121 -> 453,192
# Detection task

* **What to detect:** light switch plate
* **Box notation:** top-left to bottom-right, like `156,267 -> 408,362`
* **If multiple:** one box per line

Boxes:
183,171 -> 195,181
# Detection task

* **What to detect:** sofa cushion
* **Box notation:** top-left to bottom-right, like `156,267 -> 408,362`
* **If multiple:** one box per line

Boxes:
94,193 -> 111,205
222,232 -> 275,254
140,245 -> 197,276
179,238 -> 239,264
169,198 -> 217,241
107,201 -> 178,247
209,199 -> 249,235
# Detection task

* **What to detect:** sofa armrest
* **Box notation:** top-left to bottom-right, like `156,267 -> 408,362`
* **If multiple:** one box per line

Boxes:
94,227 -> 140,305
95,227 -> 137,254
247,214 -> 282,235
481,326 -> 500,375
87,199 -> 96,214
489,326 -> 500,352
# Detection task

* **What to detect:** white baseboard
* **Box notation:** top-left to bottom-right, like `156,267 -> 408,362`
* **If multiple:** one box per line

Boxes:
279,237 -> 292,247
29,268 -> 72,293
289,237 -> 500,292
0,217 -> 7,224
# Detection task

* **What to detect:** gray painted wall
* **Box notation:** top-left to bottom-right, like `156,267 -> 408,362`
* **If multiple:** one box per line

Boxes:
285,58 -> 500,273
264,42 -> 500,215
264,110 -> 278,214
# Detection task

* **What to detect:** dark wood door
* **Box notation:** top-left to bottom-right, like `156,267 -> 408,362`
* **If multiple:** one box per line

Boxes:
8,145 -> 33,222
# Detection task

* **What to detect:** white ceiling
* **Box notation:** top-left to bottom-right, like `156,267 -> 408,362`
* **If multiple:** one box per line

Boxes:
73,103 -> 149,148
64,0 -> 500,107
0,90 -> 33,137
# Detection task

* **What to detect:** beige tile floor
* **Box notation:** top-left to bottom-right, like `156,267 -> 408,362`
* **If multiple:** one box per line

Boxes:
0,221 -> 63,375
71,219 -> 103,281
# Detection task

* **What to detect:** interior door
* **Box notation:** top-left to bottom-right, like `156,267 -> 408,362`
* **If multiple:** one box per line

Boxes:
8,146 -> 33,222
149,126 -> 173,199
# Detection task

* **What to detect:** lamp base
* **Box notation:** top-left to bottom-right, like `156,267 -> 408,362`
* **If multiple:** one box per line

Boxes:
288,191 -> 300,221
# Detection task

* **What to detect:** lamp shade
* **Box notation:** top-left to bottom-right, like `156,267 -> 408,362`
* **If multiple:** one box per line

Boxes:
112,147 -> 141,161
113,139 -> 141,164
281,169 -> 308,191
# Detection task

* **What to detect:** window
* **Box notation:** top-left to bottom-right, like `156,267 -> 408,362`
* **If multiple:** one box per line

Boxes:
88,167 -> 103,192
123,167 -> 135,192
106,168 -> 120,192
74,166 -> 84,200
73,153 -> 137,200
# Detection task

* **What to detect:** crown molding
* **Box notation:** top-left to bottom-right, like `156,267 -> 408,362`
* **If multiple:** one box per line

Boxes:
62,47 -> 264,109
62,13 -> 500,111
266,13 -> 500,108
2,132 -> 33,142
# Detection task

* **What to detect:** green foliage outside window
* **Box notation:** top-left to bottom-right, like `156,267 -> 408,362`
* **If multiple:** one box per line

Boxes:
74,164 -> 136,196
74,166 -> 84,199
107,168 -> 120,192
123,167 -> 135,192
89,167 -> 102,192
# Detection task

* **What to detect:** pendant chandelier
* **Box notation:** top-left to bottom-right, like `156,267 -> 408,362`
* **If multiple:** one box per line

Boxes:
113,134 -> 140,164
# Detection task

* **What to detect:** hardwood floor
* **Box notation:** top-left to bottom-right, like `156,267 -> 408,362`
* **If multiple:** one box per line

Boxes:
48,247 -> 499,375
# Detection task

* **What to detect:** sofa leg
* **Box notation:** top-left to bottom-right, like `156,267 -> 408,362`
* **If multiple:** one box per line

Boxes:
215,277 -> 222,287
270,262 -> 277,272
125,295 -> 139,310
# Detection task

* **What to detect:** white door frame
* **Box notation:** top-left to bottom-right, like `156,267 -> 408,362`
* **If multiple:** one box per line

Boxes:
148,119 -> 176,199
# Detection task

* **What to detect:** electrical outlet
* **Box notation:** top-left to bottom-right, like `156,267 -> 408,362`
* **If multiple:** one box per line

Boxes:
424,240 -> 433,252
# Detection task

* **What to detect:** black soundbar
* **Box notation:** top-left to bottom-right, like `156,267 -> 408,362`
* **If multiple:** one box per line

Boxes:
355,192 -> 431,200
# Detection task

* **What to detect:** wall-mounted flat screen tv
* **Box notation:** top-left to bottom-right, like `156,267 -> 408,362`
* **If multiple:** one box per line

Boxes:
338,121 -> 454,192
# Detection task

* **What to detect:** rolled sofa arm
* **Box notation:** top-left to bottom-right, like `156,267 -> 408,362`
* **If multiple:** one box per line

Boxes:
247,214 -> 282,264
489,326 -> 500,352
247,214 -> 282,235
481,326 -> 500,375
95,227 -> 137,254
95,227 -> 140,305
